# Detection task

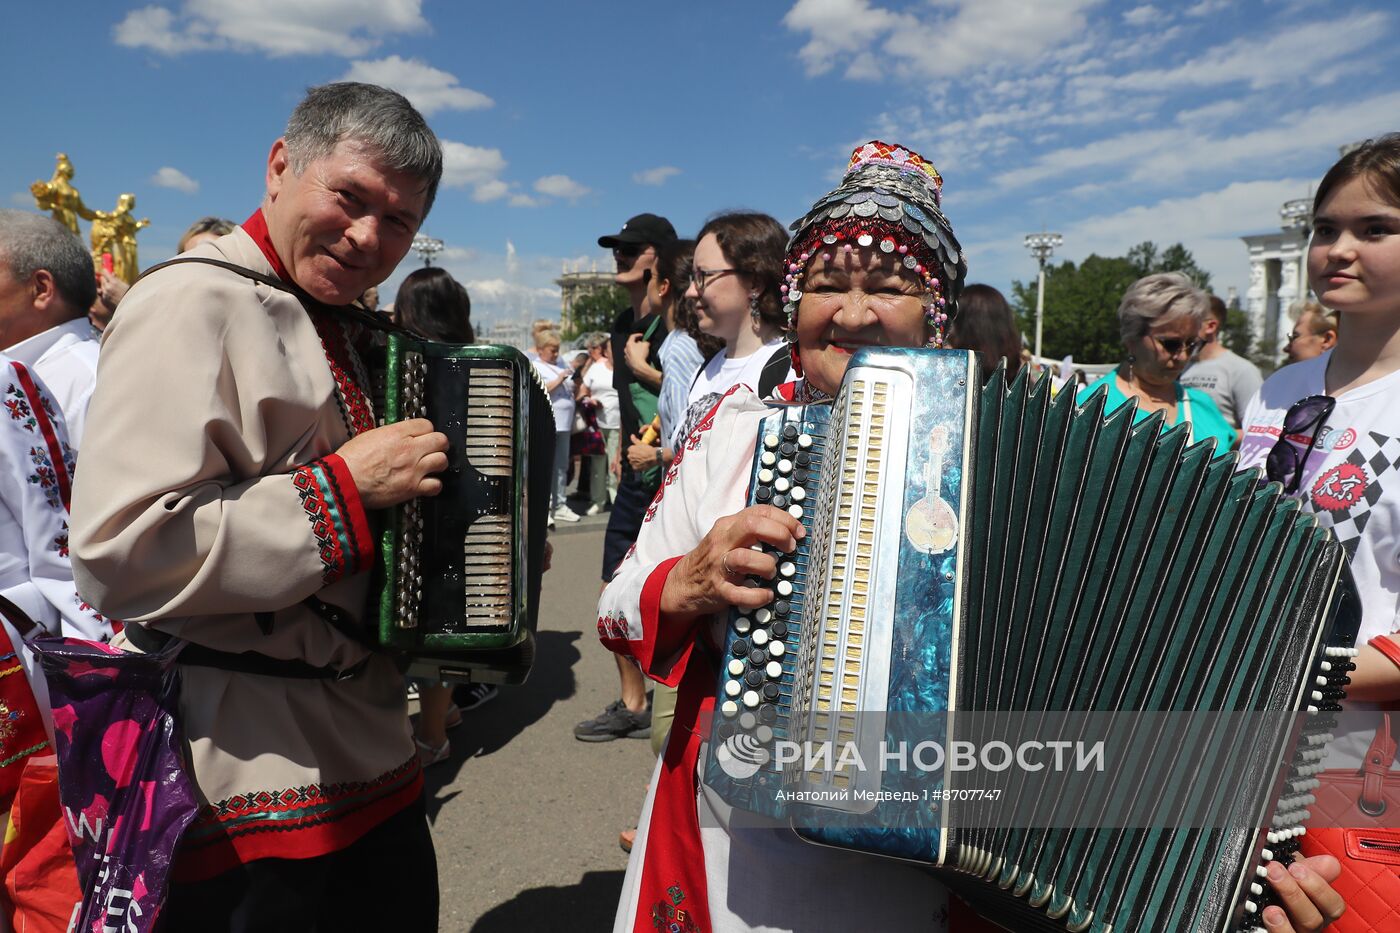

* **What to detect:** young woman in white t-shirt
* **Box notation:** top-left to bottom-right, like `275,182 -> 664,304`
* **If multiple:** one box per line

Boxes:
1238,135 -> 1400,926
683,213 -> 796,421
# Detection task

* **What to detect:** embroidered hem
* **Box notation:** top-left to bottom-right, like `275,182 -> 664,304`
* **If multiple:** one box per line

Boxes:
172,755 -> 423,883
291,454 -> 374,585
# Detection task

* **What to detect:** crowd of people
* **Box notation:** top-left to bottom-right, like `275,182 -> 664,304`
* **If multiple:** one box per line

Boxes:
0,75 -> 1392,933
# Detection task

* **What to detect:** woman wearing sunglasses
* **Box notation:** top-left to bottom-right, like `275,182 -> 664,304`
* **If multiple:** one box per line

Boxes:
1238,135 -> 1400,931
1077,271 -> 1236,450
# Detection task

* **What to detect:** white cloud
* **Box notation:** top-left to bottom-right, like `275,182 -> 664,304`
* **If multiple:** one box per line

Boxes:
439,142 -> 511,203
339,56 -> 492,115
113,0 -> 426,57
1122,4 -> 1160,27
1185,0 -> 1231,15
783,0 -> 1104,80
533,175 -> 591,202
633,166 -> 681,187
995,89 -> 1400,192
1077,12 -> 1385,96
149,166 -> 199,194
508,193 -> 542,208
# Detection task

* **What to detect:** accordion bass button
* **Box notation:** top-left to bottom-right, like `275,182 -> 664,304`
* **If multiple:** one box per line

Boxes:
779,561 -> 796,577
731,639 -> 750,657
750,649 -> 767,665
728,659 -> 744,676
791,487 -> 806,502
762,684 -> 780,701
764,434 -> 780,450
770,642 -> 786,658
797,434 -> 813,449
758,704 -> 777,723
766,661 -> 784,679
735,617 -> 752,634
756,725 -> 774,743
776,580 -> 794,596
758,468 -> 775,484
771,621 -> 788,637
725,680 -> 742,698
782,424 -> 799,441
751,628 -> 769,646
739,711 -> 757,730
721,700 -> 739,716
777,459 -> 793,475
755,609 -> 772,623
788,505 -> 804,519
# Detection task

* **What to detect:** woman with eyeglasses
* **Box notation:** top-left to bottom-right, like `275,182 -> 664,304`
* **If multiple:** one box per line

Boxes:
680,212 -> 796,443
1237,136 -> 1400,929
1077,271 -> 1236,450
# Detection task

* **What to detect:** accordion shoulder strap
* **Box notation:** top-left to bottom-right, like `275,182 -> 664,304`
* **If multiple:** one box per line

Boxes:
136,257 -> 410,337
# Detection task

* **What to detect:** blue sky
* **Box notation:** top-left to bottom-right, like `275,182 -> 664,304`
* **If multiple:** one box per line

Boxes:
3,0 -> 1397,329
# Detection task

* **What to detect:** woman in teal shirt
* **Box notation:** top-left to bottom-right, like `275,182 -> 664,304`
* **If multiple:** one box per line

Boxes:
1077,272 -> 1236,450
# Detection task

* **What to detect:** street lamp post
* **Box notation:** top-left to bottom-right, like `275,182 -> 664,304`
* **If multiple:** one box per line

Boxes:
412,234 -> 444,267
1024,232 -> 1063,360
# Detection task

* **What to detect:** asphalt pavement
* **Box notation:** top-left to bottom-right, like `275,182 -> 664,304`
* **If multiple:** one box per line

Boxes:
423,512 -> 655,932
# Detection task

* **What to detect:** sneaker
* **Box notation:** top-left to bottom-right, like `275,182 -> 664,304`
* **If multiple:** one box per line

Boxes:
584,502 -> 603,516
554,505 -> 582,523
574,699 -> 651,742
547,515 -> 556,530
457,682 -> 498,711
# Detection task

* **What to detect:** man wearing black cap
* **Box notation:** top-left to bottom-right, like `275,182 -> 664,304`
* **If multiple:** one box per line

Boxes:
575,213 -> 676,741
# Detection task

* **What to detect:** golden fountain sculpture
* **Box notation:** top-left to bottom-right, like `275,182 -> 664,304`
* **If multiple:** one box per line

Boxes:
31,153 -> 149,284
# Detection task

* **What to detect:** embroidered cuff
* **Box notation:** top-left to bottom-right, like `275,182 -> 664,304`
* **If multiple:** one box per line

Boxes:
626,557 -> 702,687
1369,635 -> 1400,675
291,454 -> 373,585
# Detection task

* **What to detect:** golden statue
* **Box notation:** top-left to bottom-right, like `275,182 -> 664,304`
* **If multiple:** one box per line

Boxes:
30,153 -> 96,236
90,194 -> 150,285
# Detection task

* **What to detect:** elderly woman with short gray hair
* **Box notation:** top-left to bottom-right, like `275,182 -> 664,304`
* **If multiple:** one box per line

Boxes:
1077,272 -> 1236,449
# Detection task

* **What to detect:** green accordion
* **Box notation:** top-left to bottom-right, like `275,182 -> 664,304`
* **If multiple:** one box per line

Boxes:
372,335 -> 553,684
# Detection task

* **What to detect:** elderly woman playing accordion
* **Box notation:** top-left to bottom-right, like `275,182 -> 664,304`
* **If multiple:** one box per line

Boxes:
596,142 -> 1345,933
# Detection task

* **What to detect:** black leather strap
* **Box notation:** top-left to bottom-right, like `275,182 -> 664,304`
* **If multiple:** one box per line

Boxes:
123,622 -> 370,681
136,256 -> 409,337
0,594 -> 37,638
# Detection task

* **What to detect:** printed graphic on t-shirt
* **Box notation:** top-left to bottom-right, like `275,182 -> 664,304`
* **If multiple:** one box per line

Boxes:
1308,430 -> 1400,558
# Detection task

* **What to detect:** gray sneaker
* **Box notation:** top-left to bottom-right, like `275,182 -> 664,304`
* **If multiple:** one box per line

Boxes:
574,699 -> 651,742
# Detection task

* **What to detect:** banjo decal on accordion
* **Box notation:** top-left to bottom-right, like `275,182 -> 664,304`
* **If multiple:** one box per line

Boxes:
704,347 -> 1361,933
372,334 -> 553,685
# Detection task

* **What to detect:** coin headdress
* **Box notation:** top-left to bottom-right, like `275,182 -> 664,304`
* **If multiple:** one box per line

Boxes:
782,141 -> 966,367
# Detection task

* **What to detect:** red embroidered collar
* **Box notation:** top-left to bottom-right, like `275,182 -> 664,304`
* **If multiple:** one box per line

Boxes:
241,209 -> 290,281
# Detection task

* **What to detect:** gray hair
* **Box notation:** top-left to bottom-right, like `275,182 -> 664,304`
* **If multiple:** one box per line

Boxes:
583,331 -> 608,350
177,216 -> 236,253
0,209 -> 96,311
1118,272 -> 1208,345
283,82 -> 443,218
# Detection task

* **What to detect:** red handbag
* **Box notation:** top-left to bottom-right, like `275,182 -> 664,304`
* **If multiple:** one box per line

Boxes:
1300,714 -> 1400,931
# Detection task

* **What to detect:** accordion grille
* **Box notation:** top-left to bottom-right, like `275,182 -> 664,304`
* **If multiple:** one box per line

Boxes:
796,377 -> 891,791
463,368 -> 515,479
461,367 -> 516,625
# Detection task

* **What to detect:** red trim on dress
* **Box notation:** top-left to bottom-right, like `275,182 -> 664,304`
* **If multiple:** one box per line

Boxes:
1370,635 -> 1400,675
240,209 -> 289,281
12,364 -> 70,512
172,759 -> 423,883
316,454 -> 373,573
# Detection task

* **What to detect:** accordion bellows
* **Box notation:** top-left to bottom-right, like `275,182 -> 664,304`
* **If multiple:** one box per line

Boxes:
372,335 -> 553,684
704,348 -> 1359,932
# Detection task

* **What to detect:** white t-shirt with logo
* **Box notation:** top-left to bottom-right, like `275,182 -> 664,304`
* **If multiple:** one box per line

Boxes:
1238,351 -> 1400,764
687,338 -> 792,408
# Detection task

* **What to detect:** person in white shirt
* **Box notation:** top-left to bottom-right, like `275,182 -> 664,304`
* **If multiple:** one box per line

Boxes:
531,330 -> 580,525
0,210 -> 101,449
579,332 -> 620,515
682,212 -> 795,441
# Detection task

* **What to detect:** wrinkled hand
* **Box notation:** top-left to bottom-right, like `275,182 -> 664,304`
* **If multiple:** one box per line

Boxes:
96,270 -> 128,311
1260,855 -> 1344,932
624,334 -> 650,372
626,434 -> 656,471
659,505 -> 805,621
336,419 -> 449,509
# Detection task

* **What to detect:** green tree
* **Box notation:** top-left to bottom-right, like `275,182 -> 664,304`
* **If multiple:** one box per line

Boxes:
565,285 -> 629,340
1011,241 -> 1212,363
